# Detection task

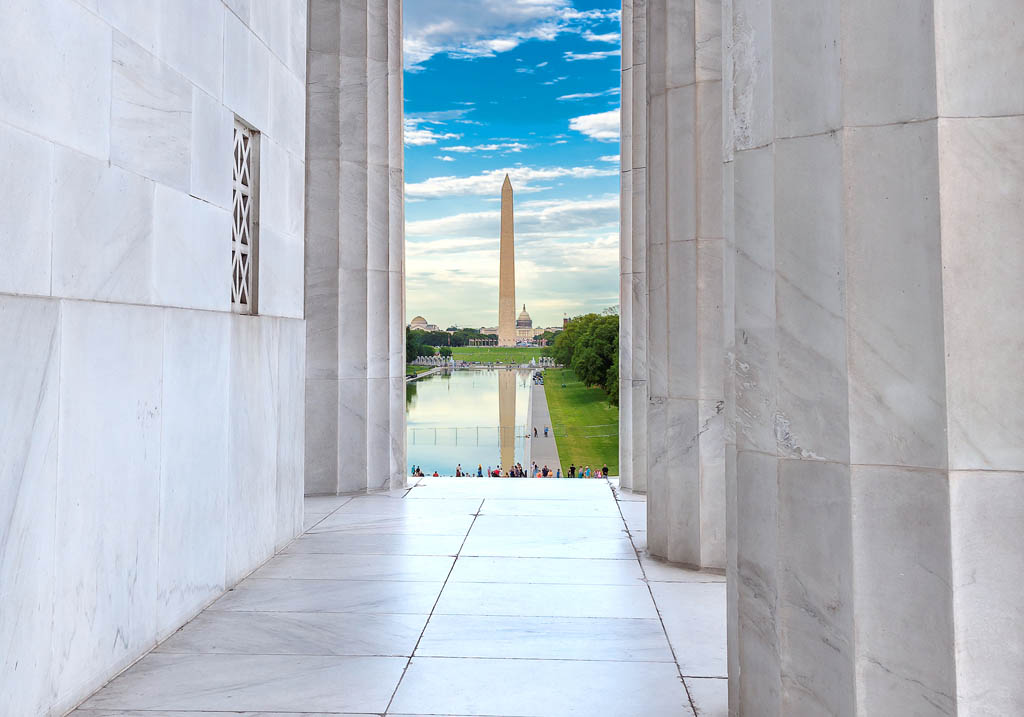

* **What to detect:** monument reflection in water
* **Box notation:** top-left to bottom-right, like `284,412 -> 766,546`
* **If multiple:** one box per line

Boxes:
406,369 -> 531,476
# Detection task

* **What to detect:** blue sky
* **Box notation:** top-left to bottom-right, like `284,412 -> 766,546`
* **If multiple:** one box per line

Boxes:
403,0 -> 621,330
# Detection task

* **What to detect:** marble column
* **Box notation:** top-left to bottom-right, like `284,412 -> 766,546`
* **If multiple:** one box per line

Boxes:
619,0 -> 648,493
720,0 -> 738,709
726,0 -> 1024,714
305,0 -> 405,495
618,0 -> 633,490
641,0 -> 726,569
935,2 -> 1024,713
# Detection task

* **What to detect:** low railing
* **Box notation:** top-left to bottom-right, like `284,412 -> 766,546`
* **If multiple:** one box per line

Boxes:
408,425 -> 527,446
407,423 -> 619,445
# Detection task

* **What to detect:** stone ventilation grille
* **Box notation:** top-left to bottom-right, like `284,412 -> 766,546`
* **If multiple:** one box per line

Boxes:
232,120 -> 258,313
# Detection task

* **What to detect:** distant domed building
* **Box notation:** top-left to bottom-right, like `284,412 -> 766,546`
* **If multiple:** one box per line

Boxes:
408,315 -> 439,332
516,305 -> 533,341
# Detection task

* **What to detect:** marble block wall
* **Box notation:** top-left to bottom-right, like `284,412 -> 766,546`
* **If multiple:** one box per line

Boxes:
305,0 -> 406,496
0,1 -> 307,714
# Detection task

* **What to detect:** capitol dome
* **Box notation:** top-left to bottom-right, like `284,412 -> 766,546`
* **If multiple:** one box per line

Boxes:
409,315 -> 427,326
516,305 -> 532,329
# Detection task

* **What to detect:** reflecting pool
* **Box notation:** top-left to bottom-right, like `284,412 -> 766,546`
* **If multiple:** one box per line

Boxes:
406,368 -> 533,476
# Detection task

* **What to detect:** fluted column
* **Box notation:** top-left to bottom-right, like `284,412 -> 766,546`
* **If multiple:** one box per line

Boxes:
386,0 -> 406,488
618,0 -> 634,490
619,0 -> 649,493
304,0 -> 405,495
935,2 -> 1024,712
643,0 -> 726,569
726,0 -> 1024,714
720,0 -> 738,708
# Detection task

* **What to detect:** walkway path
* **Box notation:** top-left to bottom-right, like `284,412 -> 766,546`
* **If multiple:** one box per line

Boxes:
72,479 -> 726,717
528,382 -> 562,475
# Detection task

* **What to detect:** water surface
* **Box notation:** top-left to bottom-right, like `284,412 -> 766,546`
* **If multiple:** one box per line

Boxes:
406,369 -> 533,476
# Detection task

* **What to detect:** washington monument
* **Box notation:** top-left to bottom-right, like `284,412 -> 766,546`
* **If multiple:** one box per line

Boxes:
497,174 -> 516,347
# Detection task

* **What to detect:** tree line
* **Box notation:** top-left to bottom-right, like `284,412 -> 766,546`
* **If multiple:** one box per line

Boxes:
414,327 -> 498,348
551,311 -> 619,405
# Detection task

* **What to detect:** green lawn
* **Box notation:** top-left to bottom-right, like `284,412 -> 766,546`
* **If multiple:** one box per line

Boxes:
543,369 -> 619,475
405,364 -> 433,376
450,346 -> 550,364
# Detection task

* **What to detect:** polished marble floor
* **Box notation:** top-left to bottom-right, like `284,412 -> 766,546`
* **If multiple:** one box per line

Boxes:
72,478 -> 727,717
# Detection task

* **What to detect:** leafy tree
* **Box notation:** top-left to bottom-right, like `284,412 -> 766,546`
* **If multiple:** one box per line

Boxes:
439,346 -> 453,358
406,327 -> 433,362
553,313 -> 619,399
446,327 -> 486,347
606,352 -> 620,406
419,330 -> 452,347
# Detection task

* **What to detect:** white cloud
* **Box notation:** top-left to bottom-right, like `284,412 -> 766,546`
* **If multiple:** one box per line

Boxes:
557,88 -> 620,101
569,109 -> 620,142
403,1 -> 620,70
442,142 -> 529,154
406,125 -> 461,146
404,114 -> 468,146
406,166 -> 618,199
583,30 -> 620,43
409,109 -> 475,122
564,49 -> 620,62
599,154 -> 620,163
542,76 -> 570,85
435,155 -> 456,162
407,195 -> 619,239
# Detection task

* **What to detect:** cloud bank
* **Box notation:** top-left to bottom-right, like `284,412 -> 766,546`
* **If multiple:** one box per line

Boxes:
403,1 -> 620,70
406,165 -> 618,199
569,109 -> 620,141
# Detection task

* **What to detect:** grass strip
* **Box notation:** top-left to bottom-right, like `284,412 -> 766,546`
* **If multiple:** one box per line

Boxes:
543,368 -> 619,475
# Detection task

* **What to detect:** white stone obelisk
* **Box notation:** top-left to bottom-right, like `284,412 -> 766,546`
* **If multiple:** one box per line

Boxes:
498,175 -> 516,347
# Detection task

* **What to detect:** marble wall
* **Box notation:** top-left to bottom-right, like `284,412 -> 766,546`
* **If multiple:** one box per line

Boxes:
305,0 -> 406,496
0,1 -> 307,714
624,0 -> 1024,713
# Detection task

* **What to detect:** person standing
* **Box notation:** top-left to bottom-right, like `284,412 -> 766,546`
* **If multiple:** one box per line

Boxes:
602,463 -> 609,478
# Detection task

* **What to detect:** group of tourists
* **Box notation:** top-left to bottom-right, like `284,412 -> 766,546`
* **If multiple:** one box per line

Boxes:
412,462 -> 612,479
567,463 -> 608,479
